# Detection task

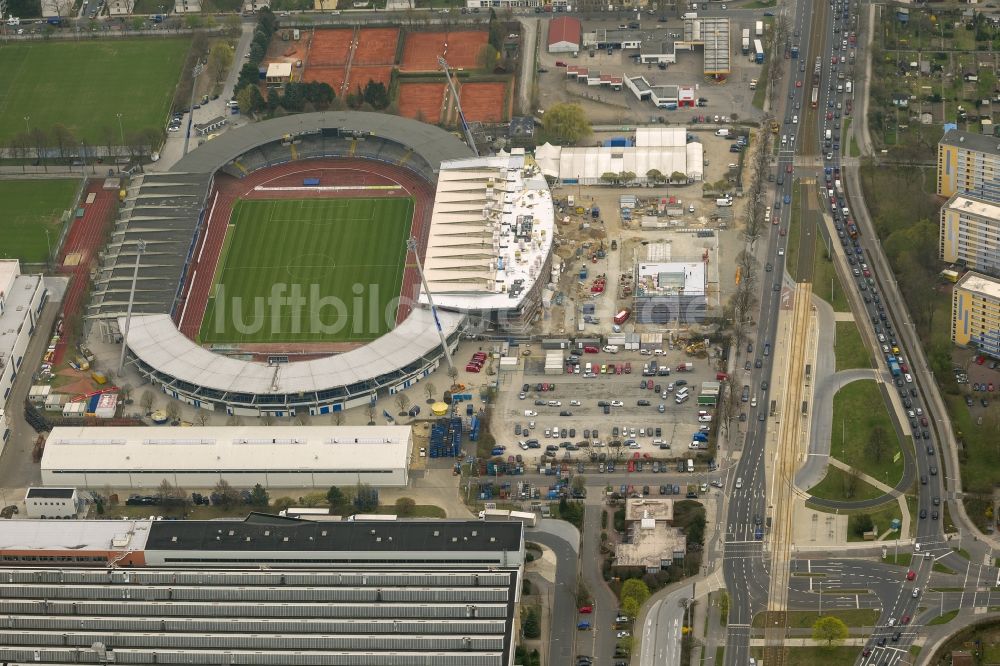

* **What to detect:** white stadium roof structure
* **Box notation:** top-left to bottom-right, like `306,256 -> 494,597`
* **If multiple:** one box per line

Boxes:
123,309 -> 465,411
101,112 -> 474,416
419,151 -> 554,312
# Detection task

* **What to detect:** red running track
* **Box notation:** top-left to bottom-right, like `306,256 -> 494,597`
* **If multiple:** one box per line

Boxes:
53,182 -> 118,365
176,158 -> 436,342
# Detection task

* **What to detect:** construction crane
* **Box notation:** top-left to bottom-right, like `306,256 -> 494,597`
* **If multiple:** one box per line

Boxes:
438,55 -> 479,157
406,237 -> 457,378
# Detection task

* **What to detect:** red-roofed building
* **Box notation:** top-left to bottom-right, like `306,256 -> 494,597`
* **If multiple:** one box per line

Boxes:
548,16 -> 581,53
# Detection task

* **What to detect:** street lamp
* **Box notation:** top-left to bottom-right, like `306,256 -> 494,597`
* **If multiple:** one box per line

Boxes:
23,115 -> 30,134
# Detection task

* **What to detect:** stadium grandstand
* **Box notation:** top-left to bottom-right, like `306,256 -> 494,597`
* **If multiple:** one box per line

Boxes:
420,150 -> 555,332
86,113 -> 476,418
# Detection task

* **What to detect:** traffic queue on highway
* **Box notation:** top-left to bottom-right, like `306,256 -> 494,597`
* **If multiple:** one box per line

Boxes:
804,0 -> 952,663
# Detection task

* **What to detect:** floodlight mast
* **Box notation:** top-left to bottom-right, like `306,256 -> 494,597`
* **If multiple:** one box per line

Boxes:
438,56 -> 480,157
117,239 -> 146,375
407,237 -> 456,377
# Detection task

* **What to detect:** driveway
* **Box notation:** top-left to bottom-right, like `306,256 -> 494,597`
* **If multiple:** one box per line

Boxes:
530,520 -> 580,666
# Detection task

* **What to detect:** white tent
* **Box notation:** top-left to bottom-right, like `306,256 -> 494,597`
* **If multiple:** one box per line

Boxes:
533,142 -> 697,185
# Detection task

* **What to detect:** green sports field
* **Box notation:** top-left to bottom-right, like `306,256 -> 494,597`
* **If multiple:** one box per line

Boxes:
199,198 -> 414,344
0,179 -> 80,263
0,39 -> 190,144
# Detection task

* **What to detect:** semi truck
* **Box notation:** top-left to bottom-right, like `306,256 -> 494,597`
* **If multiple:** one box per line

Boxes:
845,80 -> 853,94
741,28 -> 751,55
755,20 -> 763,36
790,44 -> 799,59
753,39 -> 764,63
887,356 -> 901,377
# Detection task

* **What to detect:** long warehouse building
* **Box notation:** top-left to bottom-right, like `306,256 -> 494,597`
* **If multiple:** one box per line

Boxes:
40,425 -> 413,489
0,515 -> 525,666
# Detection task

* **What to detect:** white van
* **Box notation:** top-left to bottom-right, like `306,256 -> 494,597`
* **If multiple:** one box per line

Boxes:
781,134 -> 787,146
687,459 -> 695,473
676,387 -> 689,398
715,128 -> 730,136
675,393 -> 689,405
792,115 -> 798,124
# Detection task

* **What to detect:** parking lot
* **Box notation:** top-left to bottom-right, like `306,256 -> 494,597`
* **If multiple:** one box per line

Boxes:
535,15 -> 766,125
495,344 -> 723,471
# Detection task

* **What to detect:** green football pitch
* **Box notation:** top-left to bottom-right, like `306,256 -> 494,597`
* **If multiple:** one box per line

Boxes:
0,39 -> 190,144
0,179 -> 80,264
199,198 -> 414,344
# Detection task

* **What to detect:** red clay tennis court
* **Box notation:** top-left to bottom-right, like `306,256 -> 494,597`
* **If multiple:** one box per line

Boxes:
398,82 -> 446,123
459,81 -> 507,123
353,28 -> 399,65
346,65 -> 394,93
400,31 -> 488,71
309,28 -> 354,66
303,65 -> 347,92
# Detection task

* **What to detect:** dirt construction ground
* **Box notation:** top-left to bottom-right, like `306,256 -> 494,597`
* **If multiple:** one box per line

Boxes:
538,128 -> 759,337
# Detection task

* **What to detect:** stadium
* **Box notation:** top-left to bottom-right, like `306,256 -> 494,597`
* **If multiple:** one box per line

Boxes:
86,112 -> 554,418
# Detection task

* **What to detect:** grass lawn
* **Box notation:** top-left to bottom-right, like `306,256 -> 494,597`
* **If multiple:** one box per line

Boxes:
752,609 -> 878,629
835,320 -> 871,371
932,563 -> 958,575
808,465 -> 884,503
200,197 -> 413,344
812,235 -> 850,312
847,501 -> 902,542
785,179 -> 802,280
0,39 -> 190,144
831,380 -> 904,487
882,553 -> 912,567
0,179 -> 79,263
945,392 -> 1000,497
752,60 -> 770,109
928,609 -> 960,626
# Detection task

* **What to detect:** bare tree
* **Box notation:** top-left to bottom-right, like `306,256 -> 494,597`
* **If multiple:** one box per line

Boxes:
157,479 -> 189,508
332,411 -> 344,426
395,393 -> 411,416
423,381 -> 437,403
51,124 -> 76,159
226,414 -> 243,426
101,125 -> 118,160
447,366 -> 459,387
196,412 -> 210,426
28,127 -> 49,169
141,390 -> 155,413
212,479 -> 240,508
165,401 -> 180,422
366,403 -> 377,425
261,413 -> 276,426
6,131 -> 29,168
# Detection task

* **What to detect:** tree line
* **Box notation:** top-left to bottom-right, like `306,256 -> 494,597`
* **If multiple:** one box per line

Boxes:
4,123 -> 160,167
